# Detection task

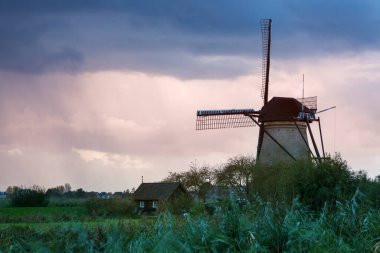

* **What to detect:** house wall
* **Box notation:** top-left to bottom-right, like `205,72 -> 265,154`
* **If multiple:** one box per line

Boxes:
135,200 -> 158,212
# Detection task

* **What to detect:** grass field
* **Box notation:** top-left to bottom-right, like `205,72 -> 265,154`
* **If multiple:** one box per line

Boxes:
0,218 -> 142,230
0,206 -> 87,223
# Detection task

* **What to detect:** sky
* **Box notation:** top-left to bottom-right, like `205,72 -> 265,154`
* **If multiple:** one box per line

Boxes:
1,0 -> 380,192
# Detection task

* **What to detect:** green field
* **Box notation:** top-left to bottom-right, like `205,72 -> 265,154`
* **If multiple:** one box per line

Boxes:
0,206 -> 86,223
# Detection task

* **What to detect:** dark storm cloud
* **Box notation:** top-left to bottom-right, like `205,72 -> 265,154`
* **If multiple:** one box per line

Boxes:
0,0 -> 379,77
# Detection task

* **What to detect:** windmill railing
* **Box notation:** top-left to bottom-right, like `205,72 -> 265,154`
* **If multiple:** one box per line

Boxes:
297,96 -> 317,110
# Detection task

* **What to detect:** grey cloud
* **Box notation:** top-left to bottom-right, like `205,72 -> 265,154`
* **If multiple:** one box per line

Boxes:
0,19 -> 83,73
0,0 -> 379,78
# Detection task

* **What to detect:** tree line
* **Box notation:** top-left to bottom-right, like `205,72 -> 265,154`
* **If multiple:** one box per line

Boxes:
163,154 -> 380,210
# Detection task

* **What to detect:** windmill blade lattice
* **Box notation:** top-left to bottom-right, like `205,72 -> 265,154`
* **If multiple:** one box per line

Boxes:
196,109 -> 258,130
260,19 -> 272,104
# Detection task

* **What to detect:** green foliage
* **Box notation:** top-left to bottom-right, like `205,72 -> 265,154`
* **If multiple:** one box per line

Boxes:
251,154 -> 358,210
2,155 -> 380,251
9,186 -> 49,207
163,162 -> 213,195
0,198 -> 10,207
158,196 -> 194,214
0,206 -> 86,223
189,202 -> 206,215
84,198 -> 136,217
214,155 -> 255,195
48,197 -> 88,207
1,195 -> 380,252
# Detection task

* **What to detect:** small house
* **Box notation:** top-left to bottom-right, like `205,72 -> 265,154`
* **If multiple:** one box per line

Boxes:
133,182 -> 187,212
205,185 -> 247,206
97,192 -> 111,199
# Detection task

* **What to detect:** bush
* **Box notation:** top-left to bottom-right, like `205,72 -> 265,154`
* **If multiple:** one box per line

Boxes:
84,198 -> 135,217
189,202 -> 206,215
157,196 -> 194,214
10,186 -> 48,207
251,154 -> 357,210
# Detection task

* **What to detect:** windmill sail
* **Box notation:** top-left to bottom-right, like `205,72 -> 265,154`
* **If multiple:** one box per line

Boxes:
260,19 -> 272,105
257,19 -> 272,159
196,109 -> 258,130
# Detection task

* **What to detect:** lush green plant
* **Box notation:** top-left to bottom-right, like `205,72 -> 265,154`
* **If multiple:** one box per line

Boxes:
9,186 -> 49,207
251,154 -> 359,210
0,206 -> 86,223
159,196 -> 194,214
189,202 -> 206,215
84,198 -> 136,217
1,194 -> 380,252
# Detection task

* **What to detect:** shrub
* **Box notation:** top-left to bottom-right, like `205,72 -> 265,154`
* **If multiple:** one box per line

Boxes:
157,196 -> 194,214
10,186 -> 48,207
251,154 -> 357,210
84,198 -> 135,217
189,202 -> 206,215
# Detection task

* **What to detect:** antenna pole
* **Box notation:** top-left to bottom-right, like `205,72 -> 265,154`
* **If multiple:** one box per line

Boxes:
302,74 -> 304,113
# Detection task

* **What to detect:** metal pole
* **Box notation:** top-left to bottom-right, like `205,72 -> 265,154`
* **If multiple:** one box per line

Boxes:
306,121 -> 321,163
294,121 -> 315,159
317,117 -> 326,158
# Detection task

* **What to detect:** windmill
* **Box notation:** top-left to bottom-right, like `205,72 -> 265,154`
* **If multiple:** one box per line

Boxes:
196,19 -> 333,165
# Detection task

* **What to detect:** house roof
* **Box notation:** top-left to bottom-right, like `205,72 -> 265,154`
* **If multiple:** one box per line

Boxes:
259,97 -> 314,122
133,182 -> 186,201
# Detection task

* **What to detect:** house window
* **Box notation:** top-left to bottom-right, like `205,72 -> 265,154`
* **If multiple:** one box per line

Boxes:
139,201 -> 145,208
152,201 -> 158,209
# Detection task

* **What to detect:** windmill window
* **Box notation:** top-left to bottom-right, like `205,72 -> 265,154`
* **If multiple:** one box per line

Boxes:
152,201 -> 158,209
139,201 -> 144,208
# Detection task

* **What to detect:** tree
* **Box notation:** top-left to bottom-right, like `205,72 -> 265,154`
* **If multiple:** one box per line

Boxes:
10,185 -> 48,207
163,162 -> 213,195
64,183 -> 72,193
6,186 -> 20,195
215,155 -> 255,195
75,188 -> 86,198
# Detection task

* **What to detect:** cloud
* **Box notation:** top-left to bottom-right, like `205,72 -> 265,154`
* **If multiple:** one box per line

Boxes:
0,0 -> 379,78
0,1 -> 380,191
7,148 -> 22,156
73,148 -> 150,169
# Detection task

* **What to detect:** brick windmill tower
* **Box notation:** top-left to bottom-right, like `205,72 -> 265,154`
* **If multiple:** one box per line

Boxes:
196,19 -> 330,165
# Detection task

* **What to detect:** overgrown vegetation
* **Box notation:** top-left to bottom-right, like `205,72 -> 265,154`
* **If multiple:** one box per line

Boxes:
2,154 -> 380,251
9,186 -> 49,207
0,194 -> 379,252
84,198 -> 136,217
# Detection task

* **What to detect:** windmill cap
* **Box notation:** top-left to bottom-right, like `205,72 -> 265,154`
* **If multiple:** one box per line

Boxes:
259,97 -> 314,122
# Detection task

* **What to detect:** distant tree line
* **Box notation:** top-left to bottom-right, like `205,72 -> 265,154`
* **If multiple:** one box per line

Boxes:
5,183 -> 135,207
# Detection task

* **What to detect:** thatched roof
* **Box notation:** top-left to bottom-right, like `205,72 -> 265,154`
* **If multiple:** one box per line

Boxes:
133,182 -> 186,201
259,97 -> 314,122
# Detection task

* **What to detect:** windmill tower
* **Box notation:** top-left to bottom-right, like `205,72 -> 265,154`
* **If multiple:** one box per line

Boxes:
196,19 -> 330,166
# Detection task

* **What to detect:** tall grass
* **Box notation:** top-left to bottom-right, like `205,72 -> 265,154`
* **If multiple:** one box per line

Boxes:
1,194 -> 379,252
